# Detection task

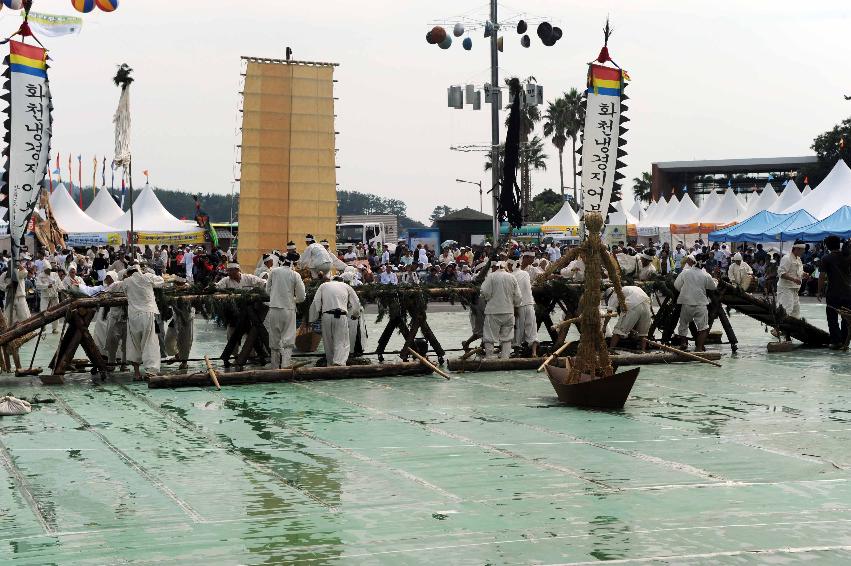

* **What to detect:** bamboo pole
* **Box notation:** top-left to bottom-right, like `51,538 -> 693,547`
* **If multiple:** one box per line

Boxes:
204,355 -> 221,390
537,340 -> 575,372
404,347 -> 451,380
646,340 -> 722,367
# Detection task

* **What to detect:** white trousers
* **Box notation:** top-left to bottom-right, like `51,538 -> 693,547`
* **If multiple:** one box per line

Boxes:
310,261 -> 333,279
776,287 -> 800,319
514,304 -> 537,346
126,311 -> 160,373
265,307 -> 297,368
483,313 -> 515,359
40,296 -> 59,330
321,313 -> 350,366
105,311 -> 126,364
349,315 -> 368,354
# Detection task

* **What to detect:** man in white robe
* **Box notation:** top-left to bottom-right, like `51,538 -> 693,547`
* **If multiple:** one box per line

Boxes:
479,262 -> 521,359
508,261 -> 538,356
728,252 -> 753,290
308,277 -> 362,366
300,234 -> 334,279
36,266 -> 64,333
265,260 -> 306,369
109,267 -> 165,379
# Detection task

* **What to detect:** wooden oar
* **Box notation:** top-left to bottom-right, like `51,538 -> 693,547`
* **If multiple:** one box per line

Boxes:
405,347 -> 451,380
646,340 -> 722,368
204,355 -> 221,390
537,340 -> 574,372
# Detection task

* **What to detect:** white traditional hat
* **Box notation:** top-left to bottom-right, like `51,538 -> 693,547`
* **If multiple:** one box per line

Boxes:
732,253 -> 742,261
227,262 -> 240,269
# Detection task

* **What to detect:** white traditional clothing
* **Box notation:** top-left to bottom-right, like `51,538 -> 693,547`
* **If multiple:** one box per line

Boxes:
607,286 -> 652,337
480,269 -> 521,359
300,243 -> 334,278
637,262 -> 657,281
111,271 -> 165,375
264,265 -> 306,369
674,266 -> 717,336
35,271 -> 64,331
728,261 -> 753,289
308,280 -> 362,366
616,253 -> 638,276
2,268 -> 31,325
524,264 -> 544,284
512,268 -> 537,347
776,253 -> 803,319
561,258 -> 585,282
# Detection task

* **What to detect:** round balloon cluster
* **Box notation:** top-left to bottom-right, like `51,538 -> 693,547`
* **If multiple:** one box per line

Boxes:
425,23 -> 473,51
517,20 -> 563,48
71,0 -> 119,13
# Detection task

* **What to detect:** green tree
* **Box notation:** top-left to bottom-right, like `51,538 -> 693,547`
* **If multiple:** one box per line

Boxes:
801,116 -> 851,185
429,205 -> 455,224
527,188 -> 564,223
543,97 -> 568,197
562,88 -> 585,202
631,171 -> 652,203
484,137 -> 547,193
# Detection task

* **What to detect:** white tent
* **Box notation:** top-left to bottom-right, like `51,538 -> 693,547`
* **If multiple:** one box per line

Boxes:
698,189 -> 720,217
608,201 -> 639,226
667,194 -> 700,228
650,195 -> 681,227
743,182 -> 778,217
701,189 -> 745,226
541,201 -> 580,240
768,179 -> 802,213
111,184 -> 200,232
801,184 -> 812,197
85,188 -> 125,226
628,201 -> 645,221
780,160 -> 851,220
48,184 -> 119,234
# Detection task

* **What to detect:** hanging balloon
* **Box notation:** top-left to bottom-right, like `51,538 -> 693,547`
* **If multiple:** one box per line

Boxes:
453,23 -> 464,37
520,35 -> 530,48
537,22 -> 553,43
551,27 -> 563,42
431,26 -> 447,44
483,21 -> 493,38
71,0 -> 96,13
3,0 -> 23,9
426,31 -> 435,44
462,37 -> 472,50
517,20 -> 527,34
497,36 -> 504,52
439,35 -> 452,50
95,0 -> 119,12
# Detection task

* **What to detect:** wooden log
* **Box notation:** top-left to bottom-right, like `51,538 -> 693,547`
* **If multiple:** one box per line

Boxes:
537,340 -> 574,372
646,340 -> 723,367
204,355 -> 221,390
405,347 -> 451,380
147,361 -> 430,389
448,351 -> 722,372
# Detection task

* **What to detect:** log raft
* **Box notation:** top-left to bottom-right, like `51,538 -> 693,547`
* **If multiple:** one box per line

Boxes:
448,351 -> 722,372
148,361 -> 431,389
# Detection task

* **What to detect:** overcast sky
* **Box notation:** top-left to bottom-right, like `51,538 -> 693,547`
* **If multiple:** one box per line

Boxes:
2,1 -> 848,224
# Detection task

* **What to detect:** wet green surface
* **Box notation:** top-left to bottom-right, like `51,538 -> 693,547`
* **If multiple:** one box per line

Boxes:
2,303 -> 851,564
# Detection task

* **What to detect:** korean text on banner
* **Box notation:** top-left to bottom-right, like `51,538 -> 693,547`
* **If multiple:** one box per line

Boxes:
6,40 -> 52,257
133,230 -> 205,246
580,65 -> 622,216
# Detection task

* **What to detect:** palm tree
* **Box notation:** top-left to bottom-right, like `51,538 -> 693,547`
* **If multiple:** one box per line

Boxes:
632,172 -> 652,203
562,88 -> 584,202
483,144 -> 504,172
543,97 -> 569,197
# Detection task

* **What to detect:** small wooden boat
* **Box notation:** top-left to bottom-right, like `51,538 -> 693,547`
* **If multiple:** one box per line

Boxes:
545,359 -> 639,410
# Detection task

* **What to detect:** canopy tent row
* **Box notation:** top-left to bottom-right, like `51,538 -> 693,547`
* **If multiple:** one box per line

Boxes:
784,206 -> 851,241
45,184 -> 122,246
110,184 -> 205,246
780,160 -> 851,220
742,183 -> 778,218
540,201 -> 580,241
768,179 -> 802,213
85,187 -> 125,226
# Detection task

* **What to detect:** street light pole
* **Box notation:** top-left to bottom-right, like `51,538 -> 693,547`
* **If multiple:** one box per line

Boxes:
488,0 -> 500,245
455,178 -> 483,212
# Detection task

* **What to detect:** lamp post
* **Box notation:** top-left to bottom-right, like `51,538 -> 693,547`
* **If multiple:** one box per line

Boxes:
455,178 -> 483,212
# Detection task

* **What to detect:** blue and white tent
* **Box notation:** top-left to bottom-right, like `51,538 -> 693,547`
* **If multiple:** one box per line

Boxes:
782,206 -> 851,241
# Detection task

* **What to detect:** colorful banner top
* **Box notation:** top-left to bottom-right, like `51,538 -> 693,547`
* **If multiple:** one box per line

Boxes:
587,65 -> 623,97
9,41 -> 47,78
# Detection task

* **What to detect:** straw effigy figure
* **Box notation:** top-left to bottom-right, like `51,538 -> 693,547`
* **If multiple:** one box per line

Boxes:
556,212 -> 626,383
